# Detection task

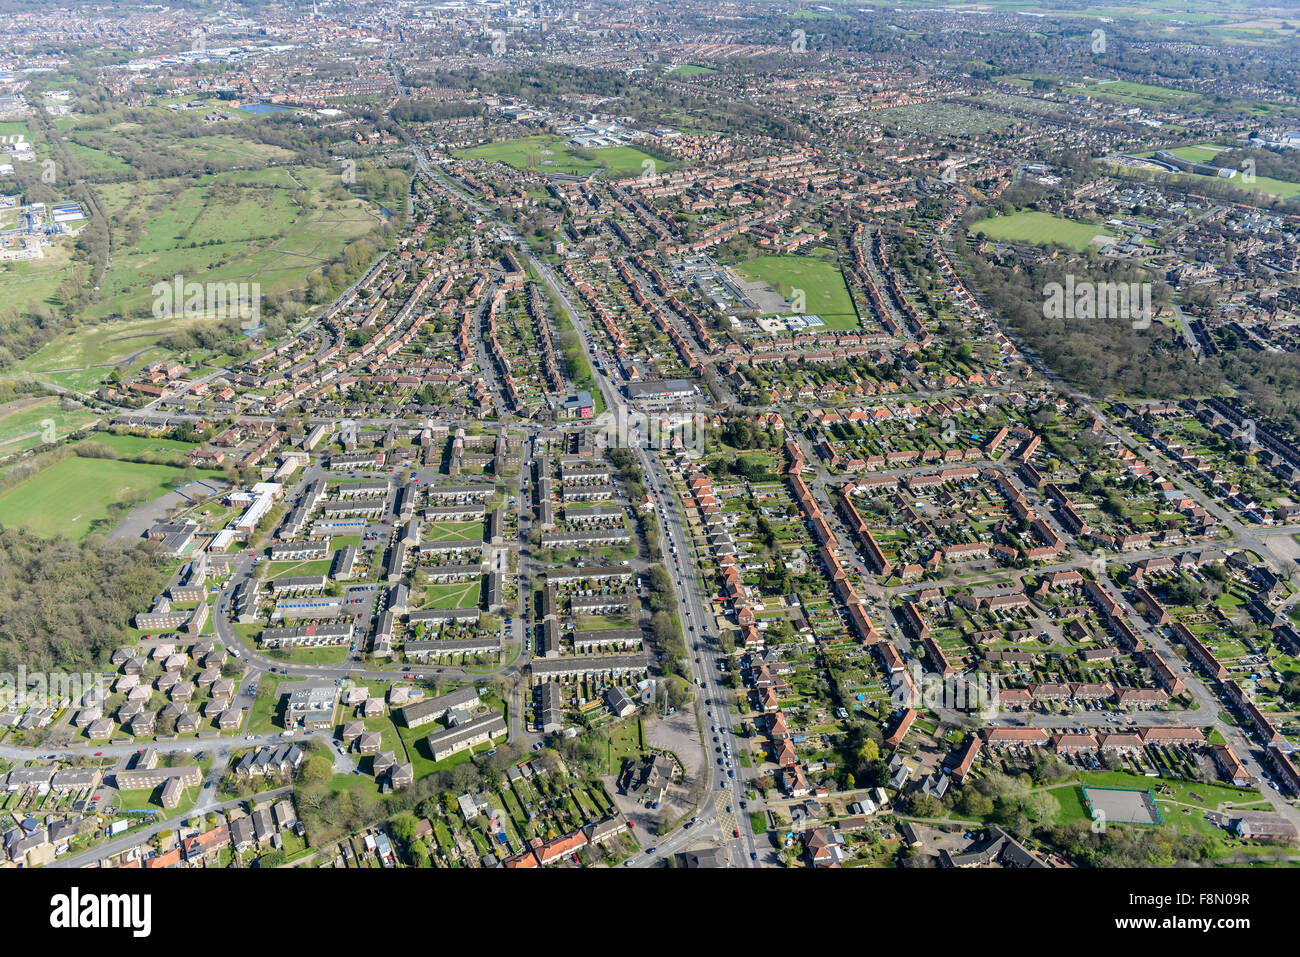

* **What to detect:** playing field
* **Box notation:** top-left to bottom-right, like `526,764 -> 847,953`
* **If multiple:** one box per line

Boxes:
734,255 -> 859,329
1128,146 -> 1300,201
0,455 -> 221,539
455,134 -> 676,178
969,211 -> 1115,251
668,64 -> 716,77
1083,786 -> 1164,826
1176,171 -> 1300,201
1162,144 -> 1230,164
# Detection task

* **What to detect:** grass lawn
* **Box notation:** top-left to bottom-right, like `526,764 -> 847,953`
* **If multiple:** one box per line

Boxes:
1047,784 -> 1093,825
419,580 -> 482,610
667,64 -> 715,77
1080,770 -> 1258,808
455,134 -> 675,179
734,255 -> 859,329
423,520 -> 485,542
395,715 -> 508,780
1172,170 -> 1300,202
969,210 -> 1115,252
1083,80 -> 1198,106
246,680 -> 284,735
0,396 -> 101,454
603,716 -> 645,776
80,432 -> 199,462
0,455 -> 222,539
266,646 -> 349,665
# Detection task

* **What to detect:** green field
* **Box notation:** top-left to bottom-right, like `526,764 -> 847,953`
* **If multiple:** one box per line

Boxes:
0,396 -> 100,453
419,580 -> 482,610
1127,145 -> 1300,201
0,244 -> 78,339
78,431 -> 199,462
455,134 -> 676,179
735,255 -> 859,329
12,314 -> 217,393
424,520 -> 485,543
1162,144 -> 1230,164
1083,79 -> 1198,107
970,210 -> 1116,251
667,64 -> 716,77
0,455 -> 220,539
1176,171 -> 1300,201
90,165 -> 380,324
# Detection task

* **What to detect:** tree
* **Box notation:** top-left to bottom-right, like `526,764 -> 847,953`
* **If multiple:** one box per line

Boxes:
299,755 -> 333,788
390,812 -> 420,843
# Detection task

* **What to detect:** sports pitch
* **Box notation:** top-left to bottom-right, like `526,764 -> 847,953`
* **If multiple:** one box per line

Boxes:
734,255 -> 859,329
1083,785 -> 1164,826
970,211 -> 1116,252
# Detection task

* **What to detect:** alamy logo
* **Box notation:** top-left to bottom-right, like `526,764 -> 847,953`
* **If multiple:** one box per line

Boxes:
1043,275 -> 1152,329
593,406 -> 708,453
790,29 -> 807,53
0,667 -> 104,711
890,663 -> 999,719
152,274 -> 262,329
789,287 -> 807,314
337,418 -> 359,446
50,888 -> 151,937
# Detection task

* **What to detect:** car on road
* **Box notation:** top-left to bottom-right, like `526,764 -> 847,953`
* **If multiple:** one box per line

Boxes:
751,852 -> 758,861
732,829 -> 740,839
93,751 -> 103,757
645,847 -> 656,855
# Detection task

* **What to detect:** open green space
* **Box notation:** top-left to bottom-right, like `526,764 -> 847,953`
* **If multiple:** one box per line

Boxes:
734,255 -> 859,329
455,134 -> 677,179
0,455 -> 222,539
969,210 -> 1116,251
418,580 -> 482,610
